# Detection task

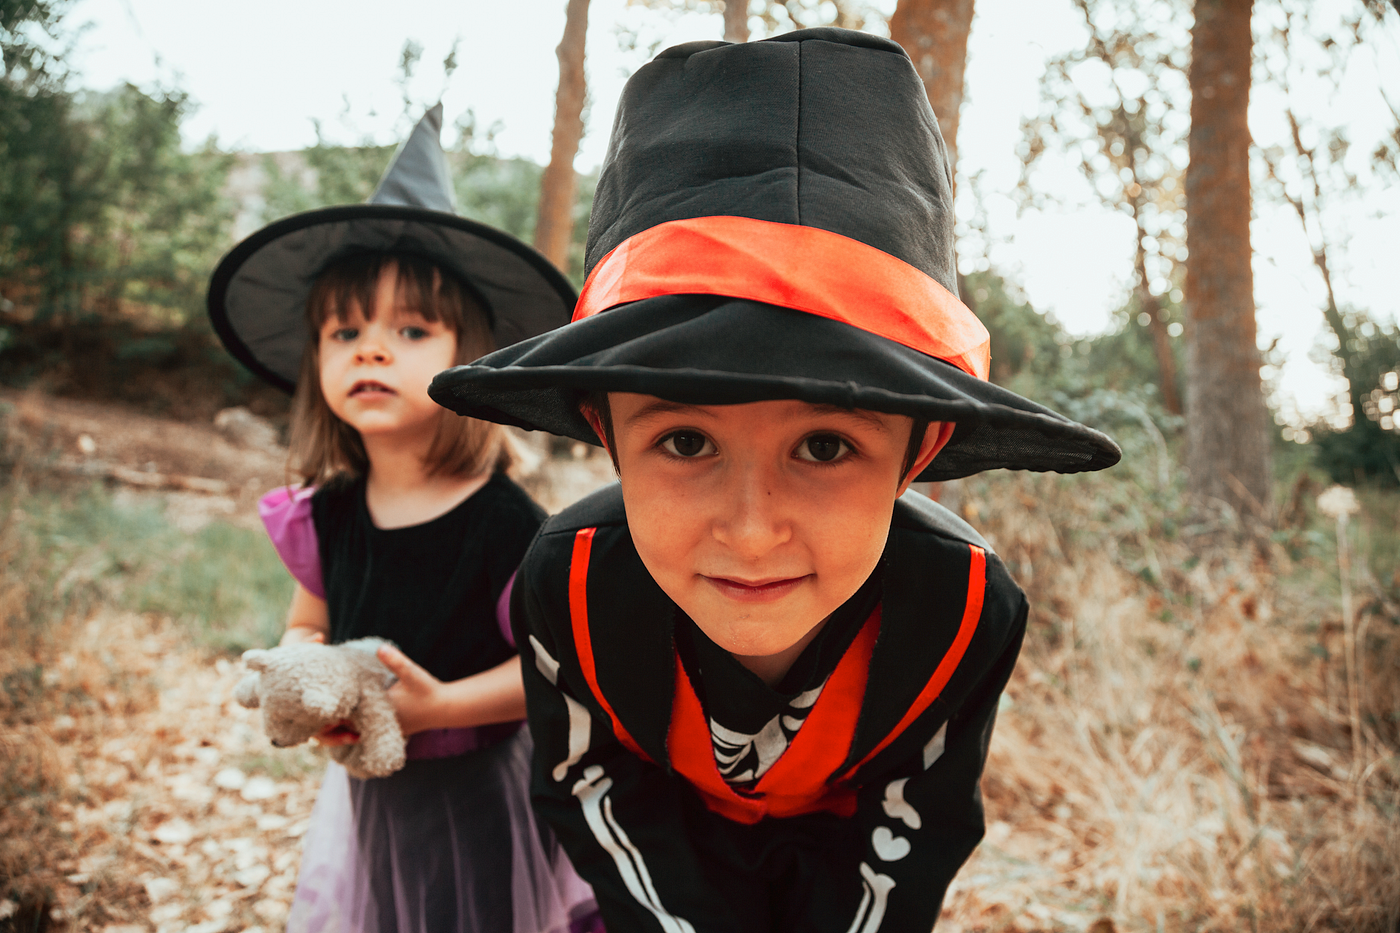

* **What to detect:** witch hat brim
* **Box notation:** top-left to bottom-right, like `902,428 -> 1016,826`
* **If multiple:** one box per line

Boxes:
429,295 -> 1119,482
207,105 -> 575,393
431,30 -> 1120,480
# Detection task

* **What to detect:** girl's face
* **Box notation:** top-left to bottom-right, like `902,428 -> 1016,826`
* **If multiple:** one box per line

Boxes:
318,264 -> 458,443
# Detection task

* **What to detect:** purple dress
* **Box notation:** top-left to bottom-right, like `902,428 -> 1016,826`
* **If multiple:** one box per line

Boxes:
260,482 -> 601,933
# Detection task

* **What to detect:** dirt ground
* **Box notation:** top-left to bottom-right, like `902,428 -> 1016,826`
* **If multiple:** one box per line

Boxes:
0,387 -> 615,525
3,611 -> 323,932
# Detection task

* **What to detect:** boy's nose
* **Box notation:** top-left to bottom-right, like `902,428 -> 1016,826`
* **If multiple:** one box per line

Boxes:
711,464 -> 792,557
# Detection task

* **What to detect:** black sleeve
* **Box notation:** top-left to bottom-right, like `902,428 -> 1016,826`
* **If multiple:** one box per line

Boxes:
483,477 -> 548,606
513,538 -> 740,933
845,595 -> 1028,931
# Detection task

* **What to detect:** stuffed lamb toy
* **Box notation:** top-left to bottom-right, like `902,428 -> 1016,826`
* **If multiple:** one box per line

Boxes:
234,637 -> 406,779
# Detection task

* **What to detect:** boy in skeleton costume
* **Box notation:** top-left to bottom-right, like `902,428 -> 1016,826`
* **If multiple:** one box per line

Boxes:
431,28 -> 1120,933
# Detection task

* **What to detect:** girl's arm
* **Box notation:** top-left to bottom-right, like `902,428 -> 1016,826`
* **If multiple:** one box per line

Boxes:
279,583 -> 331,645
376,646 -> 527,736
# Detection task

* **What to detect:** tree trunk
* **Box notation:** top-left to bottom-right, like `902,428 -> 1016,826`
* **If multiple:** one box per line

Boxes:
888,0 -> 975,170
1185,0 -> 1272,520
535,0 -> 590,273
723,1 -> 750,42
891,0 -> 975,510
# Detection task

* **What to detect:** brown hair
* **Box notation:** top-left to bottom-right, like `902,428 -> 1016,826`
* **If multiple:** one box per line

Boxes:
289,252 -> 512,486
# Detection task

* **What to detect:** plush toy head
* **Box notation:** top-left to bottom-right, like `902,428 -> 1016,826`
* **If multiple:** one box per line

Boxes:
234,637 -> 406,778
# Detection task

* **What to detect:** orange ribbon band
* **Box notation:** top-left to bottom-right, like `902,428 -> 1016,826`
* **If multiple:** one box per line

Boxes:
574,216 -> 990,382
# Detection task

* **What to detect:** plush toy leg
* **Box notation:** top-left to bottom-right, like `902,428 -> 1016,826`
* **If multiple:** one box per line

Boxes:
347,689 -> 406,779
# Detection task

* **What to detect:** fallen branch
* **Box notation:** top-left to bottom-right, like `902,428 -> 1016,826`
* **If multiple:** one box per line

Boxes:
52,458 -> 231,495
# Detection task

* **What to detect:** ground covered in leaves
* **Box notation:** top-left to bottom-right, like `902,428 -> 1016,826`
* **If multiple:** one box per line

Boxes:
2,611 -> 320,933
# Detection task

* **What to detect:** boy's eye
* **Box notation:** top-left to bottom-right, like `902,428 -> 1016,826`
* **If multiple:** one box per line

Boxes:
661,431 -> 715,458
795,434 -> 850,463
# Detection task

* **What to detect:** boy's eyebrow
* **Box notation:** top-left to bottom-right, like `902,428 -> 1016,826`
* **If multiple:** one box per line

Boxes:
625,399 -> 893,433
802,404 -> 894,433
625,398 -> 706,424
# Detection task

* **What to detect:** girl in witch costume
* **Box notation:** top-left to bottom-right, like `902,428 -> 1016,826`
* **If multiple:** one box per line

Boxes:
207,107 -> 601,933
429,31 -> 1121,933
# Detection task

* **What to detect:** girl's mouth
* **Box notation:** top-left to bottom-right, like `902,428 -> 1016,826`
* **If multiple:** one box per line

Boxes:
349,380 -> 395,397
702,574 -> 810,603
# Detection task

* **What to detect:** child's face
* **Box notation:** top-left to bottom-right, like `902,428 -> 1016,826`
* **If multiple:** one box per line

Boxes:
318,264 -> 458,442
599,393 -> 938,669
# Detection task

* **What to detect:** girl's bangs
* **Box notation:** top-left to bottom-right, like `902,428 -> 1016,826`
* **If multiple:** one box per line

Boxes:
306,253 -> 469,333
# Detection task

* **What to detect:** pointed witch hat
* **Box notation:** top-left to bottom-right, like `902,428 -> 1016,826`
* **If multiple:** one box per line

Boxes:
429,30 -> 1120,481
207,104 -> 576,393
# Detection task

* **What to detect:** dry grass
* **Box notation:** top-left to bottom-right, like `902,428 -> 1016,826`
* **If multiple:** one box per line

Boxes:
939,469 -> 1400,933
0,478 -> 322,933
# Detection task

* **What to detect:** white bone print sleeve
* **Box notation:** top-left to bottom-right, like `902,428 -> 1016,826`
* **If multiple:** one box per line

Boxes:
530,634 -> 591,781
515,539 -> 742,933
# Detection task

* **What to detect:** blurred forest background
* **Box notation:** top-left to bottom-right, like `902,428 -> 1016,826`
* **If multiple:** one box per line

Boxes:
3,0 -> 1400,932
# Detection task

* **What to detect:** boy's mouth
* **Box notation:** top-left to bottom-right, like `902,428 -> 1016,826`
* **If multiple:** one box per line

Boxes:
702,574 -> 810,603
349,380 -> 396,397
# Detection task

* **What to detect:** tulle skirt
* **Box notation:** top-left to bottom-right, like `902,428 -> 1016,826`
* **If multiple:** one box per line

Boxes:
286,728 -> 600,933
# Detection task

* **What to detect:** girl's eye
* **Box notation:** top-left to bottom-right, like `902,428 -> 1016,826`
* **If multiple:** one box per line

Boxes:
661,431 -> 715,458
400,326 -> 428,340
330,327 -> 358,342
795,433 -> 850,463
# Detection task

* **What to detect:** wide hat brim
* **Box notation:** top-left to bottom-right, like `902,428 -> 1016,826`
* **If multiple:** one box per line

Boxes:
429,294 -> 1122,482
207,204 -> 576,393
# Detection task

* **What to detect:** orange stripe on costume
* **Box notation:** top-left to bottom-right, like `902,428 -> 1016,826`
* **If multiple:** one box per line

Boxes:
666,607 -> 881,824
568,528 -> 652,762
839,543 -> 986,781
574,216 -> 991,382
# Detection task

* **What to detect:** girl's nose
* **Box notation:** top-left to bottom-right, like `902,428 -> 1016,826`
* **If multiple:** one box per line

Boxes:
353,332 -> 391,364
711,462 -> 792,557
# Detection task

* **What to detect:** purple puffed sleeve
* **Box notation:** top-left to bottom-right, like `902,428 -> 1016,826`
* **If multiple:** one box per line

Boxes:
496,570 -> 517,649
257,486 -> 324,600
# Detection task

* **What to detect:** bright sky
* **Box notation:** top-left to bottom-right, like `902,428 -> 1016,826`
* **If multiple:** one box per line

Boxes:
64,0 -> 1400,424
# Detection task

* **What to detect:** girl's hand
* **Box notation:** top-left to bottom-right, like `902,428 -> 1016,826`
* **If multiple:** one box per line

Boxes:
378,644 -> 445,737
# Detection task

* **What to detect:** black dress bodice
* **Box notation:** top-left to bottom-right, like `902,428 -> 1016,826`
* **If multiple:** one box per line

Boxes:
312,472 -> 546,682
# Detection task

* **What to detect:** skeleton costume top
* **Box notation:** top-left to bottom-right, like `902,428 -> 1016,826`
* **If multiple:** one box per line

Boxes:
510,484 -> 1027,932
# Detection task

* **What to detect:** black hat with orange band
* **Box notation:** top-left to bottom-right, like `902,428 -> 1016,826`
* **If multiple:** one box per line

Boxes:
429,28 -> 1120,482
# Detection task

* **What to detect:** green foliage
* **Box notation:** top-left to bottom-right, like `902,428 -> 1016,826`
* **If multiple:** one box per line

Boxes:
1079,294 -> 1184,399
964,270 -> 1063,387
3,0 -> 234,328
1309,313 -> 1400,486
455,154 -> 543,241
964,267 -> 1184,498
1,0 -> 71,84
449,109 -> 596,287
1,479 -> 293,652
258,111 -> 597,289
2,40 -> 235,326
259,137 -> 395,222
970,267 -> 1184,413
